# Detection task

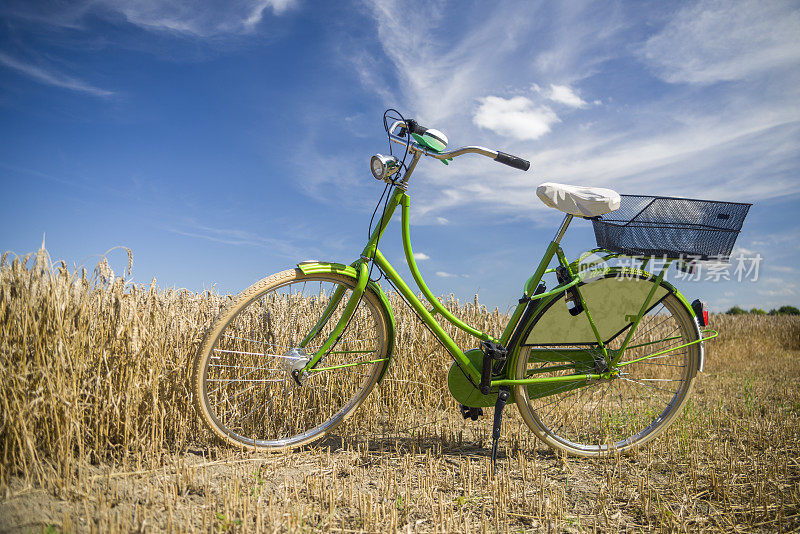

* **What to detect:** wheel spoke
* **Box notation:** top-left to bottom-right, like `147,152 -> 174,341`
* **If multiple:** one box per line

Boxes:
209,364 -> 283,371
619,377 -> 673,404
213,348 -> 303,359
222,334 -> 295,351
207,378 -> 285,383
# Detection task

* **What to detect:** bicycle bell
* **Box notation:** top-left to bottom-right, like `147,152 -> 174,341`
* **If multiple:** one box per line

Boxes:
412,128 -> 448,152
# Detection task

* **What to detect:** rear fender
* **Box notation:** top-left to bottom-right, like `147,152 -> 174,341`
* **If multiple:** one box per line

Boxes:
297,261 -> 396,381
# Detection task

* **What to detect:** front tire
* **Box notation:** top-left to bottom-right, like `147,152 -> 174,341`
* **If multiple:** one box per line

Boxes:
192,269 -> 391,451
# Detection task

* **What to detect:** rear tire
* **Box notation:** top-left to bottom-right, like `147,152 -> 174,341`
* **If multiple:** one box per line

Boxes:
514,272 -> 700,457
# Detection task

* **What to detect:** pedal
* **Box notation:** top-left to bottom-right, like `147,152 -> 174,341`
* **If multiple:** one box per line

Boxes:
479,341 -> 507,395
460,404 -> 483,421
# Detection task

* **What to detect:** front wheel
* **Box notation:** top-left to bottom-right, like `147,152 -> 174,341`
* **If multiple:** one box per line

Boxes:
514,271 -> 701,457
192,269 -> 391,451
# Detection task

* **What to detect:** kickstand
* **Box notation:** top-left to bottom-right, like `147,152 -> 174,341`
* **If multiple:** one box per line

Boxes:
491,387 -> 510,469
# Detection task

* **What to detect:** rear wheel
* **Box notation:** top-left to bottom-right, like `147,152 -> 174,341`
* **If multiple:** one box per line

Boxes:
192,269 -> 391,451
514,272 -> 700,457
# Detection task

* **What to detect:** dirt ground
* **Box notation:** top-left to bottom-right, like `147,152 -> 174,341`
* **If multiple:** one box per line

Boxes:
3,378 -> 799,534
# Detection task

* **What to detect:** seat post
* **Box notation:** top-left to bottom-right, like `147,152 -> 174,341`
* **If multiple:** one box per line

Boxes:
552,214 -> 573,244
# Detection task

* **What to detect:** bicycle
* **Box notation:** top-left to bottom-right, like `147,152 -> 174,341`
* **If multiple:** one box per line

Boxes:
192,110 -> 751,459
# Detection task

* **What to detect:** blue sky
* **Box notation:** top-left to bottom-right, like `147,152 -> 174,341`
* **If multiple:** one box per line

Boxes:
1,0 -> 798,313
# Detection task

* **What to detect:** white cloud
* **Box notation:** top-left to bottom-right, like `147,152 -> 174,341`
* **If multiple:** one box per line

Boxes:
413,252 -> 430,261
641,0 -> 800,84
547,84 -> 587,108
473,96 -> 560,140
435,271 -> 469,279
0,52 -> 113,97
535,117 -> 800,201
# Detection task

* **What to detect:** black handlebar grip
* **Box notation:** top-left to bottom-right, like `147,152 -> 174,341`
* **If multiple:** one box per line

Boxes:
495,151 -> 530,171
405,119 -> 427,136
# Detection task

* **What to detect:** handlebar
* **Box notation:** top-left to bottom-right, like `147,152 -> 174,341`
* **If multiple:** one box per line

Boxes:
387,119 -> 530,171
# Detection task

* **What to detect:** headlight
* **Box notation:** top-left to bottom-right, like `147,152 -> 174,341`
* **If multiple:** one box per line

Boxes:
370,154 -> 400,181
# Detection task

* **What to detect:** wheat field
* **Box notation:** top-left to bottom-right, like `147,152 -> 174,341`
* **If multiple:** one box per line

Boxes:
0,249 -> 798,533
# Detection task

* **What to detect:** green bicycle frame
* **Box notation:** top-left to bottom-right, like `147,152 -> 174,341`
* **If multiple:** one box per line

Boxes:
299,188 -> 712,389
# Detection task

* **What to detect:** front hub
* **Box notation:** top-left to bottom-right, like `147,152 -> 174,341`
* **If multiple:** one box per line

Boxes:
283,348 -> 311,384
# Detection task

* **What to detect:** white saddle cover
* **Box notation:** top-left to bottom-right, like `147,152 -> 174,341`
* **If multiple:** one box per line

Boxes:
536,182 -> 621,217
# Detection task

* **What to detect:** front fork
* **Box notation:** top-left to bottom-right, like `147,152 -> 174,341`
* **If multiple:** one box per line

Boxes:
296,261 -> 369,377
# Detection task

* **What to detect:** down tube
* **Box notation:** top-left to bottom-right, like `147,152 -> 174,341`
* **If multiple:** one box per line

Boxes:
371,250 -> 481,383
400,194 -> 495,342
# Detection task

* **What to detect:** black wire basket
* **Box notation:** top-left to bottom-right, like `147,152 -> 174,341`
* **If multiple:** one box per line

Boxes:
592,195 -> 752,260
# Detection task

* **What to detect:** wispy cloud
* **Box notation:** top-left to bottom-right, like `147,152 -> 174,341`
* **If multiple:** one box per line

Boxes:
100,0 -> 297,36
0,52 -> 113,97
0,0 -> 297,37
364,0 -> 530,123
0,0 -> 299,100
169,222 -> 307,258
532,3 -> 627,83
413,252 -> 430,261
758,287 -> 797,297
640,0 -> 800,84
534,117 -> 800,199
436,271 -> 468,278
413,117 -> 800,221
